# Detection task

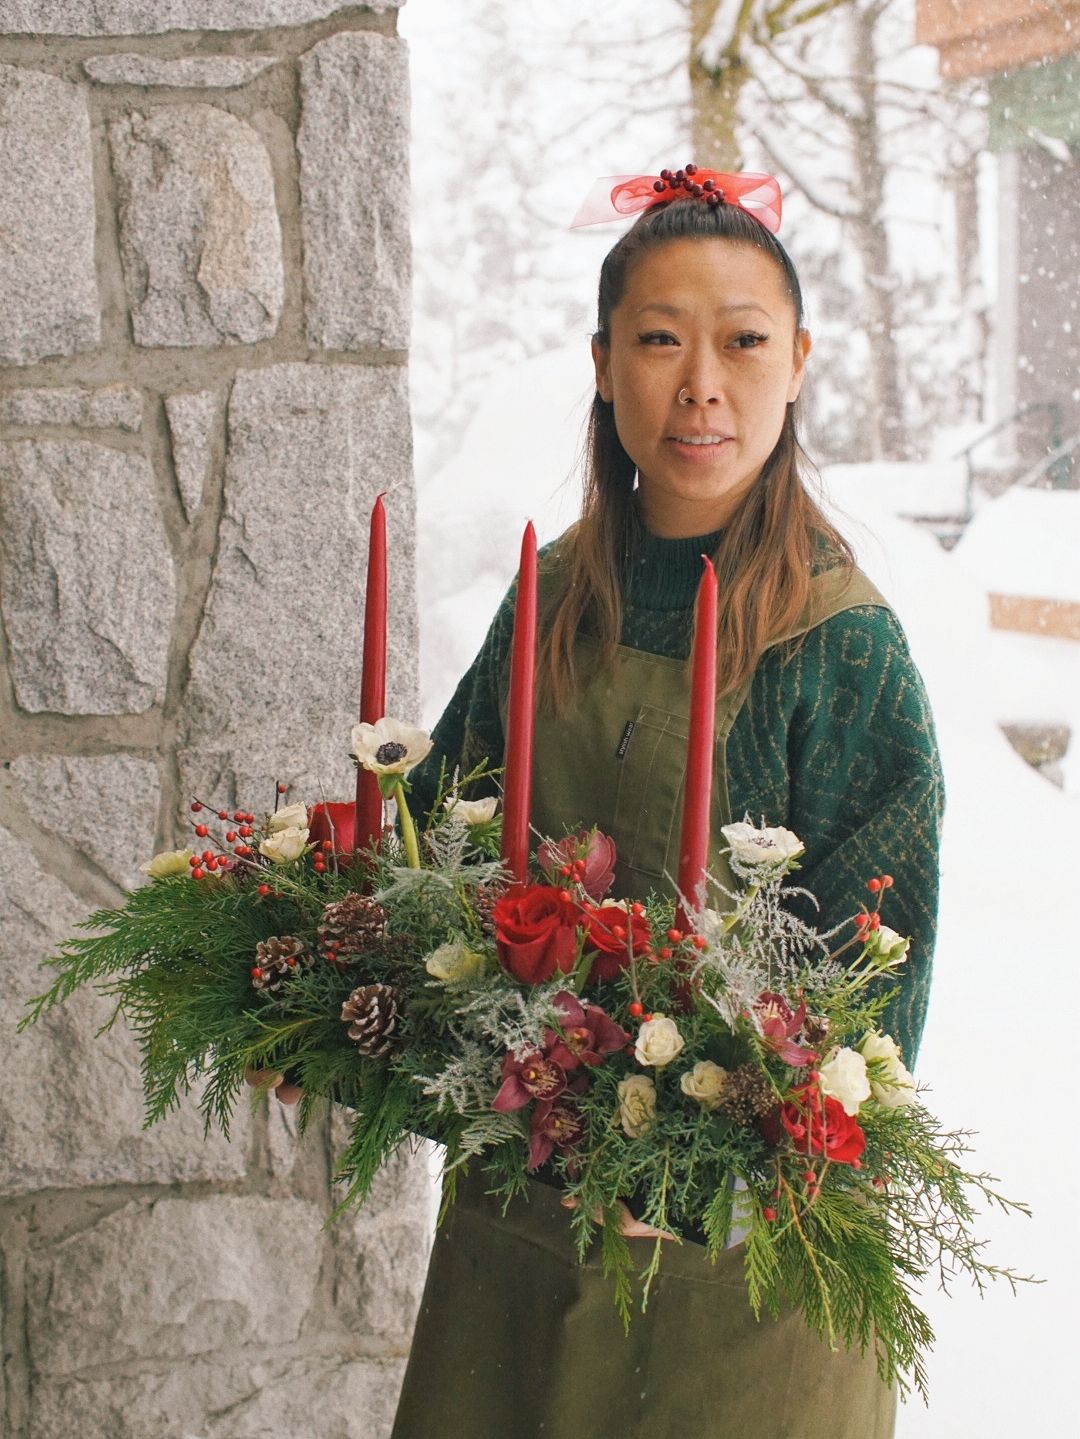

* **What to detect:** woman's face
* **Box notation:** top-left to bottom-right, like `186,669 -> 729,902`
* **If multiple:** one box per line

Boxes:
592,237 -> 810,538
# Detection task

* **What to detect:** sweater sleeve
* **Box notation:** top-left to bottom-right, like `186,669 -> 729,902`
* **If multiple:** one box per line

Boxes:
409,586 -> 516,828
727,606 -> 944,1065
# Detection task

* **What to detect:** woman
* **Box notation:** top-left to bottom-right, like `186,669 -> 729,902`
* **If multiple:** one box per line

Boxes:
393,181 -> 942,1439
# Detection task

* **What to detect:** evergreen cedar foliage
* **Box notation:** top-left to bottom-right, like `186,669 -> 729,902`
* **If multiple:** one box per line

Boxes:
540,198 -> 855,713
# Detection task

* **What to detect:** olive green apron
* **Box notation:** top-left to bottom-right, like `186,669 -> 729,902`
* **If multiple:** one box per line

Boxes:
391,565 -> 894,1439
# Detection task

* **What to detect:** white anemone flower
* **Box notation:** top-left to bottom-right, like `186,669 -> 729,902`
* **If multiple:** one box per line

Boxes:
350,717 -> 433,777
721,821 -> 804,867
444,795 -> 499,826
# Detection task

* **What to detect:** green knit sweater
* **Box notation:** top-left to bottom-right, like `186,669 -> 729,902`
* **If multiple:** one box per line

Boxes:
412,526 -> 943,1064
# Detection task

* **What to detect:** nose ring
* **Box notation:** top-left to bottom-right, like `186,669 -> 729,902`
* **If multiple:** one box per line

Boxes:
678,387 -> 691,404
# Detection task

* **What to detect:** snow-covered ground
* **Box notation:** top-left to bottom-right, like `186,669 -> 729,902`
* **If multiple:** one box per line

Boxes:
417,347 -> 1080,1436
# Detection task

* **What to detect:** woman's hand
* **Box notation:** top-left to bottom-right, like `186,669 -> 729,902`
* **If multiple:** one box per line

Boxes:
561,1194 -> 674,1241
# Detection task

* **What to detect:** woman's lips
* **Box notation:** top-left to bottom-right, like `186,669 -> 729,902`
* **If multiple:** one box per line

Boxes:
668,434 -> 733,463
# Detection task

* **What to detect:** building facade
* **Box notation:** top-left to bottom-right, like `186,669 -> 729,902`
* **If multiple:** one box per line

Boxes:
0,4 -> 431,1437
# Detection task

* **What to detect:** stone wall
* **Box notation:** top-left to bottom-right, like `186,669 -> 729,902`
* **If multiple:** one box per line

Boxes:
0,5 -> 432,1436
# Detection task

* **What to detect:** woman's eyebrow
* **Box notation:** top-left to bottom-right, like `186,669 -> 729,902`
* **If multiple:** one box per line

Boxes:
634,301 -> 774,319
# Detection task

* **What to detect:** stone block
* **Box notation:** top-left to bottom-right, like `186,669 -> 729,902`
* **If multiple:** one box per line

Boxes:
0,824 -> 249,1196
27,1195 -> 322,1376
327,1141 -> 434,1346
9,754 -> 160,891
84,55 -> 276,87
298,31 -> 410,352
110,105 -> 284,349
29,1354 -> 407,1439
0,64 -> 99,366
165,389 -> 219,521
0,385 -> 143,431
179,363 -> 417,811
0,439 -> 174,715
0,3 -> 404,36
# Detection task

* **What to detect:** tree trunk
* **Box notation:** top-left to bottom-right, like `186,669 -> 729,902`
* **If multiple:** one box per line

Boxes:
689,0 -> 746,171
952,146 -> 989,422
849,2 -> 905,459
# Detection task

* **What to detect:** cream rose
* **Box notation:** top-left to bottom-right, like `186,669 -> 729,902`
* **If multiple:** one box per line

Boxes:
444,796 -> 499,826
865,925 -> 911,964
139,849 -> 193,879
634,1013 -> 685,1068
259,825 -> 309,864
350,716 -> 433,777
268,802 -> 308,833
680,1060 -> 728,1110
860,1032 -> 917,1108
425,940 -> 486,985
818,1046 -> 871,1117
617,1074 -> 656,1139
721,821 -> 804,867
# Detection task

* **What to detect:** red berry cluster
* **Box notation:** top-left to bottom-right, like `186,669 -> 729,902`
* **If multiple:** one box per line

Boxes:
652,165 -> 725,208
853,873 -> 894,938
188,799 -> 257,880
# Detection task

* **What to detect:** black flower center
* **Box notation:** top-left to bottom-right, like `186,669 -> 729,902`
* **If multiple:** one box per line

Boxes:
375,741 -> 408,765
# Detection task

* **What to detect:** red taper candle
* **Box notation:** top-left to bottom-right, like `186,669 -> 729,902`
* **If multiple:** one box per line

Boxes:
500,521 -> 538,882
676,557 -> 718,932
355,494 -> 388,853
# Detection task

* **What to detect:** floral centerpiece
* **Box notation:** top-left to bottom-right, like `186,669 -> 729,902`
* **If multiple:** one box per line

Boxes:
25,508 -> 1027,1402
27,725 -> 1026,1401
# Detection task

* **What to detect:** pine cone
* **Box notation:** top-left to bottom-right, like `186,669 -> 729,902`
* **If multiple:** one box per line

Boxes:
318,893 -> 389,965
252,935 -> 311,992
800,1014 -> 830,1050
341,982 -> 401,1056
718,1064 -> 776,1124
472,883 -> 502,939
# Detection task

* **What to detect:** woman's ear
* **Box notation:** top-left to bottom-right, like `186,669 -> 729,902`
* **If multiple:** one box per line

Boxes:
787,329 -> 811,404
592,335 -> 614,403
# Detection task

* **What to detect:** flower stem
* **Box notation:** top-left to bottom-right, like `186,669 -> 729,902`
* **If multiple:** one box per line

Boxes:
394,781 -> 421,869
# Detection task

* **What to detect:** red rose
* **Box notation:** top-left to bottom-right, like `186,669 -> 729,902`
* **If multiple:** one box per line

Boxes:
780,1081 -> 866,1165
579,903 -> 651,982
308,802 -> 356,860
493,884 -> 580,985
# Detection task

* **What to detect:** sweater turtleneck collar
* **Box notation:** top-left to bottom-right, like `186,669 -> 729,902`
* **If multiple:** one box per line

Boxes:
624,511 -> 723,612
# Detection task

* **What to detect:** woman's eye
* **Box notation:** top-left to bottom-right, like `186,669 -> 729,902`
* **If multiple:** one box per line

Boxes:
638,331 -> 679,346
732,331 -> 769,349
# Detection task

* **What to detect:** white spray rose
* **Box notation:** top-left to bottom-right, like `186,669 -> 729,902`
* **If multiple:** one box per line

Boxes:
268,802 -> 308,833
634,1013 -> 685,1068
721,821 -> 805,867
617,1074 -> 657,1139
680,1060 -> 728,1110
444,796 -> 498,826
259,826 -> 309,863
350,716 -> 433,777
139,849 -> 193,878
860,1032 -> 917,1108
818,1046 -> 872,1116
865,925 -> 910,964
425,941 -> 486,985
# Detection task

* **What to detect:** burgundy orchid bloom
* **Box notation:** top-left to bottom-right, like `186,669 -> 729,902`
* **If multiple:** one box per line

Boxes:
528,1095 -> 584,1170
537,829 -> 616,902
491,1049 -> 567,1113
754,991 -> 818,1067
543,991 -> 629,1071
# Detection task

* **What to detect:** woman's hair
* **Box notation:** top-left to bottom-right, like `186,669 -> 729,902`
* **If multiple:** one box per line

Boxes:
538,197 -> 853,712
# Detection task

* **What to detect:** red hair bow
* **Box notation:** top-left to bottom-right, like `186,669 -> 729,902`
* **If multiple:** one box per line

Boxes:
571,167 -> 782,236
